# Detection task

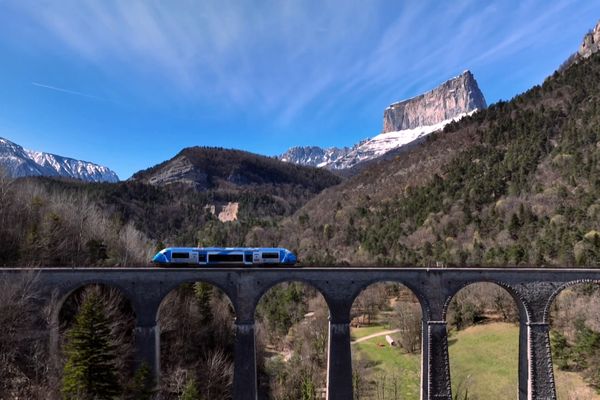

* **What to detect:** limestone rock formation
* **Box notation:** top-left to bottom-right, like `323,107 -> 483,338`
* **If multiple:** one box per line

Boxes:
579,20 -> 600,59
559,19 -> 600,71
279,70 -> 486,170
205,202 -> 240,222
382,70 -> 486,133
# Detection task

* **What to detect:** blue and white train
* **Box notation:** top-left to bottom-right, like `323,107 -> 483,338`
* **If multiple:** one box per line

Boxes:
152,247 -> 297,266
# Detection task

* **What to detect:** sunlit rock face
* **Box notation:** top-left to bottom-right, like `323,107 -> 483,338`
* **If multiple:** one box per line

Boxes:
382,70 -> 486,133
579,20 -> 600,59
279,70 -> 486,170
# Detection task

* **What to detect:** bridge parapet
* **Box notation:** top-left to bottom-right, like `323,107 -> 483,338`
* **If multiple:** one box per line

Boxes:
2,267 -> 598,400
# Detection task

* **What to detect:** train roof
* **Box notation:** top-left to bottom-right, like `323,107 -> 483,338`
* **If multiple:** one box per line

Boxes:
161,247 -> 290,252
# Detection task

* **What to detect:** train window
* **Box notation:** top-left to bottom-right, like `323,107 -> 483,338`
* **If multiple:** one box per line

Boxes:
208,254 -> 244,262
261,252 -> 279,259
244,253 -> 253,263
172,252 -> 190,259
198,253 -> 207,262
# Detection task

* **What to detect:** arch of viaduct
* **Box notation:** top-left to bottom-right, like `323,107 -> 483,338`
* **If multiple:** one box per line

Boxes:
2,267 -> 599,400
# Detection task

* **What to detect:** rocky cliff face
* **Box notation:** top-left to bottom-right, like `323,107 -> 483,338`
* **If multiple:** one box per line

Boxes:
0,137 -> 119,182
579,20 -> 600,59
559,19 -> 600,71
280,70 -> 486,170
382,70 -> 486,133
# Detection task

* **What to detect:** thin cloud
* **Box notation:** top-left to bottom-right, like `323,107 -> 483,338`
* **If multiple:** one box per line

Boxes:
15,0 -> 600,124
31,82 -> 104,101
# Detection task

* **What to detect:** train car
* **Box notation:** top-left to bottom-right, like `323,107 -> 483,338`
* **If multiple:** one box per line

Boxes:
152,247 -> 297,266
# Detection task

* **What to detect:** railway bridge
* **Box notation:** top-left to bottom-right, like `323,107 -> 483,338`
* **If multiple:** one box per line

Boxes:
2,267 -> 599,400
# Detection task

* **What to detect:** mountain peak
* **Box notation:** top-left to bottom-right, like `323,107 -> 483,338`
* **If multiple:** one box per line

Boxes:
579,19 -> 600,59
278,146 -> 351,167
559,19 -> 600,71
0,137 -> 119,182
279,70 -> 487,171
383,70 -> 486,133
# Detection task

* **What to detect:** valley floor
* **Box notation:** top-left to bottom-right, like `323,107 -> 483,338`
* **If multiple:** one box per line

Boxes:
351,322 -> 600,400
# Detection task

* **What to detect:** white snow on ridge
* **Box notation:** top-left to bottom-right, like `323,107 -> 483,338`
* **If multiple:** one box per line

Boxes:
0,137 -> 119,182
326,111 -> 474,169
27,149 -> 119,182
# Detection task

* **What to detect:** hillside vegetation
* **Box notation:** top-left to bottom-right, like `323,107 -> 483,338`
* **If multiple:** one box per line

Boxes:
132,146 -> 340,192
0,147 -> 341,266
276,50 -> 600,266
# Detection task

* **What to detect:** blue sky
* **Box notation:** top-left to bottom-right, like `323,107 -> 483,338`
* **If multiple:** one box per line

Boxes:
1,0 -> 599,179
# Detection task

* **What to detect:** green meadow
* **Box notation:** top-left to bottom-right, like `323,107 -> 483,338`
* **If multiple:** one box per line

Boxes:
351,322 -> 598,399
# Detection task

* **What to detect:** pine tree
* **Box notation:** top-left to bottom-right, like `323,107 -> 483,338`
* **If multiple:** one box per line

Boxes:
193,282 -> 214,325
62,292 -> 121,400
180,377 -> 201,400
124,363 -> 154,400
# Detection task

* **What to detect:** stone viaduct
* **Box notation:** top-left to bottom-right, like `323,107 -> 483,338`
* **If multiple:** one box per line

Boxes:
2,267 -> 599,400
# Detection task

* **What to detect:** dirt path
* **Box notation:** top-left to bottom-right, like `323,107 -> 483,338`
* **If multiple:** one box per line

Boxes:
351,329 -> 401,344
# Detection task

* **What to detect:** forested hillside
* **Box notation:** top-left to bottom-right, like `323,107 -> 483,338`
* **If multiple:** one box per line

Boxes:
132,146 -> 340,192
275,50 -> 600,266
0,147 -> 340,267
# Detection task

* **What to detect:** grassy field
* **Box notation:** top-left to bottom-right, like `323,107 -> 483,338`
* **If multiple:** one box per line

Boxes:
555,369 -> 600,400
351,324 -> 389,340
351,322 -> 599,399
448,322 -> 519,399
351,323 -> 520,399
352,332 -> 421,399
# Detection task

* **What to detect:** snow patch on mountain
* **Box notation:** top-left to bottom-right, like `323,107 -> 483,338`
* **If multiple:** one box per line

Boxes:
278,146 -> 350,167
327,111 -> 474,169
279,70 -> 486,170
0,137 -> 119,182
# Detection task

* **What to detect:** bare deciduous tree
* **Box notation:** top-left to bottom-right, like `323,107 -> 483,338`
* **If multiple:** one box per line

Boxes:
352,284 -> 388,326
392,301 -> 422,353
0,271 -> 52,399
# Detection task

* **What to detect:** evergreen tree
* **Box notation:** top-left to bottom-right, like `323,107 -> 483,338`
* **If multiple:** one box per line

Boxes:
180,377 -> 201,400
124,363 -> 154,400
62,292 -> 121,400
193,282 -> 214,325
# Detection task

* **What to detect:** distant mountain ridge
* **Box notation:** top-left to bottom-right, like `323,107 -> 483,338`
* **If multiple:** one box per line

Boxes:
0,137 -> 119,182
279,70 -> 486,169
279,146 -> 351,168
132,146 -> 340,192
